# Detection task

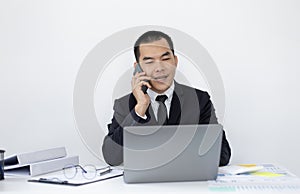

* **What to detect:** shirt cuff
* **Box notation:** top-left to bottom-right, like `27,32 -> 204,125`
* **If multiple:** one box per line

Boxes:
135,111 -> 148,120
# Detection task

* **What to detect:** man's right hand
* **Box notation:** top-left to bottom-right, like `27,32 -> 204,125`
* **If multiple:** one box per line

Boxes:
131,72 -> 152,117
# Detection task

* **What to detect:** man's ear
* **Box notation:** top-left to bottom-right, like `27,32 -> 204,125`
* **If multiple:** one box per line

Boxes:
174,55 -> 178,67
134,62 -> 138,68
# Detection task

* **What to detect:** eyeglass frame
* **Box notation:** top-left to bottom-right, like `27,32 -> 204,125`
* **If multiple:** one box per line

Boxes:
62,164 -> 112,180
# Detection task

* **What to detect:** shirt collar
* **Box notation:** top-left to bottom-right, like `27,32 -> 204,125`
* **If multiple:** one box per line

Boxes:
147,81 -> 175,103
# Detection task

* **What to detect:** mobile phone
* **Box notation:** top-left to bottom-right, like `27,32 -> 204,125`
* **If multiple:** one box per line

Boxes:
133,63 -> 148,94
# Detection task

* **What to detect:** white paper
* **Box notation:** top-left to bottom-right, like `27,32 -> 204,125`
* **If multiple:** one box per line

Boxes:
209,164 -> 300,192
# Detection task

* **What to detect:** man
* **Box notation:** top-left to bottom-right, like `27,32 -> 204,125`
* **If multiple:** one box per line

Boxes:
102,31 -> 231,166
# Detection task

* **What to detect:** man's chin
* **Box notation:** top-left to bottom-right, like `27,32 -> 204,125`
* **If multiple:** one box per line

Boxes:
151,82 -> 170,93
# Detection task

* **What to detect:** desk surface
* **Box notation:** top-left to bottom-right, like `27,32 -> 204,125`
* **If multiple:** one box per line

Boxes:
2,163 -> 300,194
2,175 -> 300,194
1,175 -> 213,194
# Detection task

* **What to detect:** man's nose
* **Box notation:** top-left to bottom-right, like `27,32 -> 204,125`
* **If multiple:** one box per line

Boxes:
153,61 -> 165,72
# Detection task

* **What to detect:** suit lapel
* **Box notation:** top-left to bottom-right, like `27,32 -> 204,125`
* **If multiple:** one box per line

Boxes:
168,82 -> 184,125
146,105 -> 158,125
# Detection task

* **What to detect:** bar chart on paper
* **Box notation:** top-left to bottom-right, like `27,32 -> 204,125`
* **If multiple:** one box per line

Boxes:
209,164 -> 300,192
209,183 -> 300,192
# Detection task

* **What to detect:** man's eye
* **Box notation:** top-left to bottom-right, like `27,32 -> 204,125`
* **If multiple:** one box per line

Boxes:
145,61 -> 154,64
162,58 -> 170,61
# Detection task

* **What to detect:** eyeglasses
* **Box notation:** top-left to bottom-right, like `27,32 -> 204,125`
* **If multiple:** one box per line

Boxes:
63,164 -> 112,180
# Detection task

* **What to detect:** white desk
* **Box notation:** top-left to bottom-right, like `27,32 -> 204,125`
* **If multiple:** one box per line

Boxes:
1,175 -> 213,194
2,175 -> 300,194
2,163 -> 300,194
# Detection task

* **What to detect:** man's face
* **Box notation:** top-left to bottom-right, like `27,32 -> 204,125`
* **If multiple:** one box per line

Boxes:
136,38 -> 178,93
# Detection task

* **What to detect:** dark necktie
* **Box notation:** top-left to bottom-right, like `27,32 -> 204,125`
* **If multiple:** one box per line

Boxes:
155,95 -> 168,125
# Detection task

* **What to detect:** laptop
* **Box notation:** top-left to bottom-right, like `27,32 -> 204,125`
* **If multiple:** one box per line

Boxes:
123,124 -> 223,183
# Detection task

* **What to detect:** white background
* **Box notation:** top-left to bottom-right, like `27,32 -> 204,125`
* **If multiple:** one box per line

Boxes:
1,0 -> 300,177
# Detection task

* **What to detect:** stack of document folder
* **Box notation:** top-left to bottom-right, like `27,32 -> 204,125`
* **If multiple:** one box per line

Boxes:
4,147 -> 79,177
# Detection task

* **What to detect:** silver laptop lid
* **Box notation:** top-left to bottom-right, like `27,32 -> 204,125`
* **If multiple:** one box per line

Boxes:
123,124 -> 223,183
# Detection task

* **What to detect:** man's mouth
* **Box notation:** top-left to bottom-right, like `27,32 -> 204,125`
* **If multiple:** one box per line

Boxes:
152,75 -> 168,82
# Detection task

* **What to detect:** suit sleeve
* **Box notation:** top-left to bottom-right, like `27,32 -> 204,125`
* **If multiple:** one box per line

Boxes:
102,98 -> 150,166
198,91 -> 231,166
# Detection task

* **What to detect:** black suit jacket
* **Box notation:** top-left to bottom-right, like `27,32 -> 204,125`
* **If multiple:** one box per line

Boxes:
102,81 -> 231,166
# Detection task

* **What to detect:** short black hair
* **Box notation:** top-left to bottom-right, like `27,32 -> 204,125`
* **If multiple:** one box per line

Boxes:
134,31 -> 175,62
